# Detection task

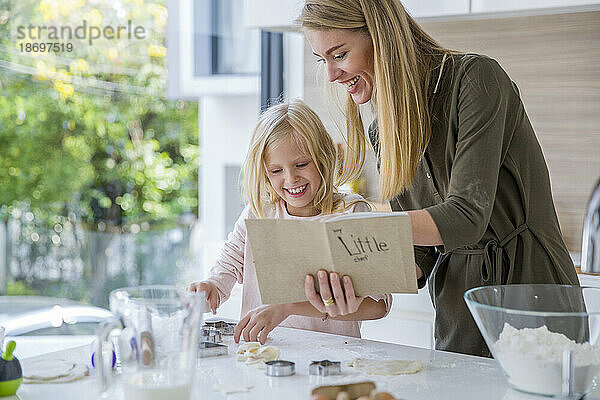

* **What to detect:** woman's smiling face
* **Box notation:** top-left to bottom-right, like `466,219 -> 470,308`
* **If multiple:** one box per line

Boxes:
305,28 -> 375,105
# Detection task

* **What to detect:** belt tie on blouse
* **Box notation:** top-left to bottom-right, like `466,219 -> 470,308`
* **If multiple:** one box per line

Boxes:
453,223 -> 529,285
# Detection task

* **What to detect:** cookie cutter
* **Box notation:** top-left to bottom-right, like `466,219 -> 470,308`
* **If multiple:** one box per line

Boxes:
200,326 -> 223,344
309,360 -> 341,376
265,360 -> 296,377
198,342 -> 228,358
203,319 -> 236,336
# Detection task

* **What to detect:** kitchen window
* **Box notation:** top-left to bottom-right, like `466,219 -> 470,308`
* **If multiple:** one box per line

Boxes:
167,0 -> 260,97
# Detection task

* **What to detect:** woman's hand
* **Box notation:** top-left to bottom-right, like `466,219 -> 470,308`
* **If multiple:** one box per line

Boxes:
188,281 -> 219,314
304,270 -> 365,318
234,304 -> 290,345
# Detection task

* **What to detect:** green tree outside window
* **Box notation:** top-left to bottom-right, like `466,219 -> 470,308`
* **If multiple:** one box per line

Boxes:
0,0 -> 199,304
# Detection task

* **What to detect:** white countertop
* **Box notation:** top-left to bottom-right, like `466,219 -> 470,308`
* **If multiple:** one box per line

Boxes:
5,326 -> 562,400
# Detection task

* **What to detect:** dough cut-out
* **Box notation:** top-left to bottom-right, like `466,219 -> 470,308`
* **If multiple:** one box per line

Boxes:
236,342 -> 280,367
236,342 -> 260,361
23,362 -> 88,384
22,359 -> 76,380
348,358 -> 424,375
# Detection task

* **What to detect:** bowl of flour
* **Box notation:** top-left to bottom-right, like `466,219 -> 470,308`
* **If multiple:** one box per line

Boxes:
465,284 -> 600,397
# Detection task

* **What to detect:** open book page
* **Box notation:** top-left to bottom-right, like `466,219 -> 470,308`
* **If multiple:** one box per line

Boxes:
246,219 -> 331,305
246,213 -> 417,305
325,213 -> 416,299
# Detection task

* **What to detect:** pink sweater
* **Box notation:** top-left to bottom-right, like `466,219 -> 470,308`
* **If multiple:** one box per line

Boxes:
205,193 -> 392,338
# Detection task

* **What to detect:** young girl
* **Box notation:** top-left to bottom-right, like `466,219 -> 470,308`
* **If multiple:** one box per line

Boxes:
189,99 -> 391,344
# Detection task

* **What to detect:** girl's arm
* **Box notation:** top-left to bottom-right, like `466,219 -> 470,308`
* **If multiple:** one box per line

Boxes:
234,292 -> 388,344
199,206 -> 252,307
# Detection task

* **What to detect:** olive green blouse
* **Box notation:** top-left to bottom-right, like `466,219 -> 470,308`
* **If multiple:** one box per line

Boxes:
368,54 -> 578,357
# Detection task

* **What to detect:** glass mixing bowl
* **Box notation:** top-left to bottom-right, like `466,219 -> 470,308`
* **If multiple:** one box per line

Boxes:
465,284 -> 600,397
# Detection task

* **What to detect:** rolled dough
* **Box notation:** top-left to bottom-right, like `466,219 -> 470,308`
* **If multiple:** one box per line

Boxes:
349,358 -> 424,375
236,342 -> 280,368
22,359 -> 76,380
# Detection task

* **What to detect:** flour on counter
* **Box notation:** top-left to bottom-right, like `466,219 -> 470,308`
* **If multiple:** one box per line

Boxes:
211,383 -> 254,394
348,358 -> 424,375
494,323 -> 600,396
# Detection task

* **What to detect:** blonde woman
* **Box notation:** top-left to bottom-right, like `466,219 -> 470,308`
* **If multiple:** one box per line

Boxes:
299,0 -> 578,357
189,99 -> 392,344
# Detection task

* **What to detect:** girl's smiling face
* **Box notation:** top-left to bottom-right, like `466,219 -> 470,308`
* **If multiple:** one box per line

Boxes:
265,133 -> 322,217
305,28 -> 375,105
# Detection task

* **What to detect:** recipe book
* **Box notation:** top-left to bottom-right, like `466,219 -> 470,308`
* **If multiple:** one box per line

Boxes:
246,212 -> 417,304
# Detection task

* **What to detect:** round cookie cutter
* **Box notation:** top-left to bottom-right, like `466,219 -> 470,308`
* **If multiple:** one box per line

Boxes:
265,360 -> 295,377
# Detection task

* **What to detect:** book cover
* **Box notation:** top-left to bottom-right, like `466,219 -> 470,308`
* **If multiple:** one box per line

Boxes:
246,212 -> 417,304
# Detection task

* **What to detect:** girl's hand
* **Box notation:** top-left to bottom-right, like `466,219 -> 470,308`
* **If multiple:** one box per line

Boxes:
188,281 -> 219,314
304,270 -> 365,318
234,304 -> 289,345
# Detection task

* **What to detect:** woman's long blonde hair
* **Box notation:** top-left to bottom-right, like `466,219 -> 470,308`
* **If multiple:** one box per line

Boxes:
243,99 -> 345,218
299,0 -> 449,200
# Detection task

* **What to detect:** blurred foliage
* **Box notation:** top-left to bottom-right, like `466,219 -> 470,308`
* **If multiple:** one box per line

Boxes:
0,0 -> 200,301
0,0 -> 199,229
6,280 -> 38,295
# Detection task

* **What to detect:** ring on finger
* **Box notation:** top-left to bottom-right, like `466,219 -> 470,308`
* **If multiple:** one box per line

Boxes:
323,297 -> 335,306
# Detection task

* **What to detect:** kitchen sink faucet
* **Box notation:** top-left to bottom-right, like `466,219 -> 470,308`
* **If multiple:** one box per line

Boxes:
581,179 -> 600,274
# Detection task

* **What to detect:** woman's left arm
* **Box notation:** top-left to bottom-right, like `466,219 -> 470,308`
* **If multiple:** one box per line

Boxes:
423,57 -> 515,253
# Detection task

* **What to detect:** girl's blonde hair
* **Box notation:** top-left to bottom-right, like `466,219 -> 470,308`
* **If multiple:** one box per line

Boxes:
243,99 -> 344,218
299,0 -> 450,200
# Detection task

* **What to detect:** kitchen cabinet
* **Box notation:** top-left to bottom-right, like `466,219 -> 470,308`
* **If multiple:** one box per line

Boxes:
471,0 -> 600,13
244,0 -> 600,31
242,0 -> 470,30
242,0 -> 304,30
361,289 -> 434,349
578,273 -> 600,288
402,0 -> 469,18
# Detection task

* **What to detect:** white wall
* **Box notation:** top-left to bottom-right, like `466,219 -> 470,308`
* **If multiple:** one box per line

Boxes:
200,95 -> 260,278
283,32 -> 305,100
200,95 -> 260,241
